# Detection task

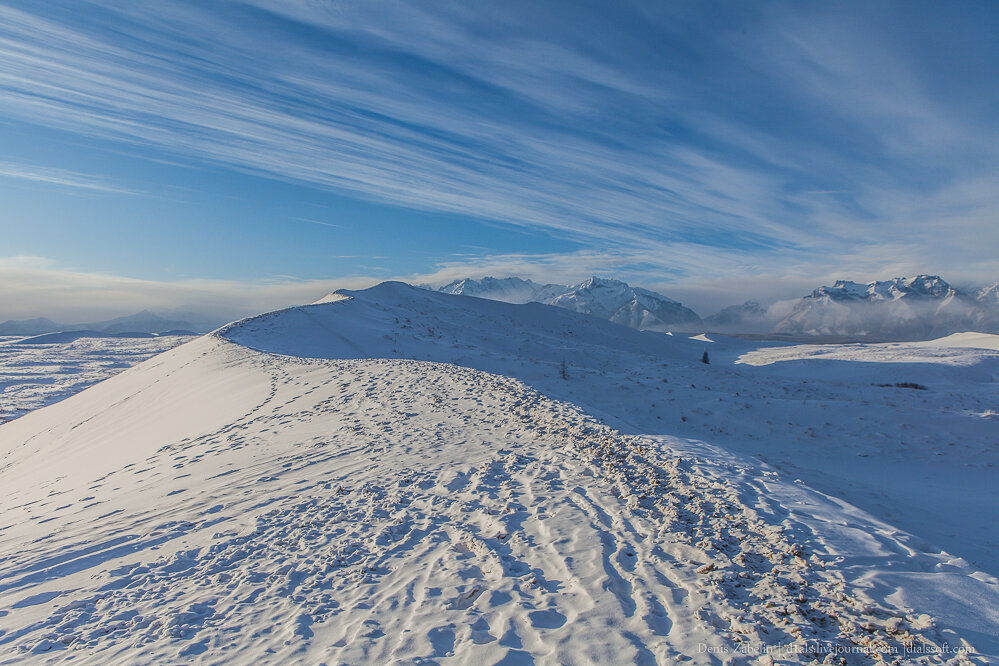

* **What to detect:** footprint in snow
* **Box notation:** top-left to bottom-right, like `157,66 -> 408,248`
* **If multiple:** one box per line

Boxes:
427,625 -> 456,657
527,609 -> 566,629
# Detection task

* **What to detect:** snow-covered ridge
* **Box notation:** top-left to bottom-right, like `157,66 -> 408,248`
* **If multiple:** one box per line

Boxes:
224,281 -> 703,365
2,282 -> 997,663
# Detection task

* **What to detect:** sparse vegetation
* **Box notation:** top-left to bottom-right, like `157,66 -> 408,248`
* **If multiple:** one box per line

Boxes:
876,382 -> 928,390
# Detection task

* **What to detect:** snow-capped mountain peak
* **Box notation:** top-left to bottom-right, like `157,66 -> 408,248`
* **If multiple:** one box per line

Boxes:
439,276 -> 539,302
436,276 -> 701,331
550,276 -> 697,330
817,275 -> 954,303
775,275 -> 996,339
977,282 -> 999,305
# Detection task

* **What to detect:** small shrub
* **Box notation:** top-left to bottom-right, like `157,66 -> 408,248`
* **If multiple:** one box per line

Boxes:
876,382 -> 928,391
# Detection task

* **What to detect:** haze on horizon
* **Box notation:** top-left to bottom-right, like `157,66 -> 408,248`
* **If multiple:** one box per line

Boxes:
1,0 -> 997,322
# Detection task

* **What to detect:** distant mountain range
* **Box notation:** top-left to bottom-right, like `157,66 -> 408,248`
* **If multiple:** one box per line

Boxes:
771,275 -> 999,339
437,276 -> 702,332
7,275 -> 997,342
432,274 -> 999,340
703,301 -> 772,334
0,310 -> 207,337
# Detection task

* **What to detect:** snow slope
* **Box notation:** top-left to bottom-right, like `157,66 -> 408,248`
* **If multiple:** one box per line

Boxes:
1,283 -> 996,663
912,332 -> 999,352
718,336 -> 999,575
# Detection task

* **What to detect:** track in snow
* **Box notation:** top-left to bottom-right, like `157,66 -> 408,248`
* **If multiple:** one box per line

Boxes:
0,339 -> 987,663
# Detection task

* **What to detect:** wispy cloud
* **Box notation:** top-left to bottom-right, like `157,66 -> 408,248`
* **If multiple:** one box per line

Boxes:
0,161 -> 138,194
0,1 -> 996,287
292,217 -> 341,229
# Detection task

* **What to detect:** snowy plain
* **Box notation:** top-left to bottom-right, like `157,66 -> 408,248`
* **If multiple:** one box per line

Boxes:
0,283 -> 996,664
0,335 -> 192,423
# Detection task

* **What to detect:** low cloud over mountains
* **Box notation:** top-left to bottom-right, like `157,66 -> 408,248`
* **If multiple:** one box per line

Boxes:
434,275 -> 999,340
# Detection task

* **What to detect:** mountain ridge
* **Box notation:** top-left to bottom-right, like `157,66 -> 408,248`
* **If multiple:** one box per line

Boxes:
433,273 -> 999,339
772,274 -> 999,339
0,310 -> 209,336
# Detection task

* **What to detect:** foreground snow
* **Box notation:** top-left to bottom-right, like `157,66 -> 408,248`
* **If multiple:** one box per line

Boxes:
1,285 -> 996,663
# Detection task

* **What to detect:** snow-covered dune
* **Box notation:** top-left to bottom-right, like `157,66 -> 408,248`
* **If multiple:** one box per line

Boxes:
914,332 -> 999,351
1,283 -> 996,663
224,281 -> 704,365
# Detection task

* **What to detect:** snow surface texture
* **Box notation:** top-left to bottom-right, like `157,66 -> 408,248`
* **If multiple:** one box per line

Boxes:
1,283 -> 996,663
0,335 -> 190,422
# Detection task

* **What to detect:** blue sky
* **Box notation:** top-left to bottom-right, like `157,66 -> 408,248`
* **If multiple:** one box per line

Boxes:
1,0 -> 997,320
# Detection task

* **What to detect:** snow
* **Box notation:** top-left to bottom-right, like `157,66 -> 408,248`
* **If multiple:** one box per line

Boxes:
913,332 -> 999,351
1,282 -> 996,663
0,334 -> 191,422
728,338 -> 999,575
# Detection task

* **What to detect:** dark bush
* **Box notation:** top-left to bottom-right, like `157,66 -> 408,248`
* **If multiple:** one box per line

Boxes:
876,382 -> 928,390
